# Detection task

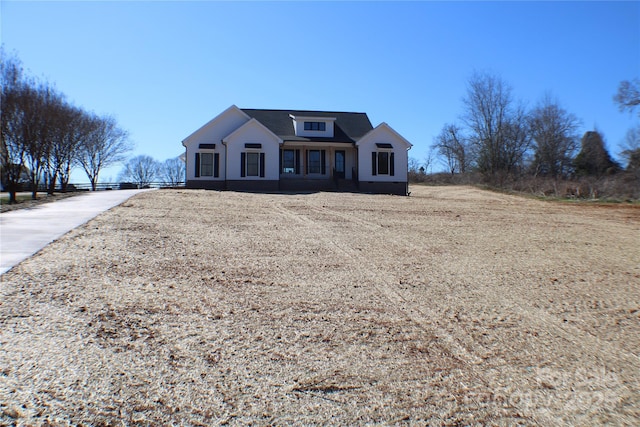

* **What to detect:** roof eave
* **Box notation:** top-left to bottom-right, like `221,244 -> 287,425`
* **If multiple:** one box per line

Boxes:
182,105 -> 250,146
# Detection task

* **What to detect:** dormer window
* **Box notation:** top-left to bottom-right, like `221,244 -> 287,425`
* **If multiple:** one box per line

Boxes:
304,121 -> 326,131
290,114 -> 336,137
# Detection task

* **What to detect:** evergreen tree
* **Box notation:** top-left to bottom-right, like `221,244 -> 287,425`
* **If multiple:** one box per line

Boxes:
574,131 -> 620,176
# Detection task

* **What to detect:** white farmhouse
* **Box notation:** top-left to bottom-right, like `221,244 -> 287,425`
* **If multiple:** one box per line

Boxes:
182,105 -> 412,195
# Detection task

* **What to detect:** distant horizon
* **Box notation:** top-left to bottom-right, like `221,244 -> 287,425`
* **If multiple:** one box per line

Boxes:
2,1 -> 638,183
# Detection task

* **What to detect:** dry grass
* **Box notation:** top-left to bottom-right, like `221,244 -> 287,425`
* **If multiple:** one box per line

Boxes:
1,185 -> 639,426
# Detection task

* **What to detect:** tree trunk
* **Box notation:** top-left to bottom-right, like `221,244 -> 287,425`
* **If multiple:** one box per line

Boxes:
31,180 -> 38,200
48,171 -> 57,195
60,165 -> 71,192
7,181 -> 18,204
60,176 -> 69,193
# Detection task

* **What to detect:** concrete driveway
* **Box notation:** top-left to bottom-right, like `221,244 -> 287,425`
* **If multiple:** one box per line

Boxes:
0,189 -> 151,275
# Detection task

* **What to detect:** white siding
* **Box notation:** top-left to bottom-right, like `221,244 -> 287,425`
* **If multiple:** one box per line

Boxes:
291,116 -> 335,138
183,107 -> 249,181
357,125 -> 410,182
224,121 -> 281,180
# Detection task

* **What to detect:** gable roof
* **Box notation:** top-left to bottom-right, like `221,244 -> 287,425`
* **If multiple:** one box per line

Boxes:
356,122 -> 413,150
182,104 -> 249,146
222,118 -> 283,144
240,109 -> 373,144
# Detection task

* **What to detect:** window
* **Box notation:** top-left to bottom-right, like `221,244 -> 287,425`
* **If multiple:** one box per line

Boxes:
305,150 -> 326,175
241,152 -> 265,178
378,152 -> 389,175
371,151 -> 395,176
308,150 -> 321,174
304,121 -> 326,131
281,149 -> 301,175
201,153 -> 214,176
282,149 -> 295,174
246,152 -> 260,176
195,152 -> 219,177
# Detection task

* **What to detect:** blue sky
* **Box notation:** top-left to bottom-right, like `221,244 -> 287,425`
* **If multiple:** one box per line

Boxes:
2,1 -> 639,181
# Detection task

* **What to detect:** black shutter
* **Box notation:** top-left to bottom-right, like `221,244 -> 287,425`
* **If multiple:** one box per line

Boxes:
321,150 -> 326,175
240,152 -> 246,177
259,153 -> 265,178
305,151 -> 309,175
390,152 -> 395,176
371,152 -> 377,176
279,149 -> 282,174
214,153 -> 220,178
195,153 -> 200,177
295,150 -> 300,175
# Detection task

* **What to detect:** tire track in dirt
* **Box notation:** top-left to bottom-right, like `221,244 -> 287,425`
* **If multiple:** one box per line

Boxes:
274,198 -> 638,423
341,195 -> 639,418
273,202 -> 484,366
308,202 -> 640,371
286,203 -> 505,364
273,201 -> 547,424
339,199 -> 639,398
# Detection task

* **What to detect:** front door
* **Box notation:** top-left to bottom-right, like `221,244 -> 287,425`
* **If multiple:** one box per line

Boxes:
334,150 -> 345,179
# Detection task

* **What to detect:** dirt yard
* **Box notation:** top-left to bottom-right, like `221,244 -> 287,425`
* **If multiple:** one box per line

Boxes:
1,185 -> 639,426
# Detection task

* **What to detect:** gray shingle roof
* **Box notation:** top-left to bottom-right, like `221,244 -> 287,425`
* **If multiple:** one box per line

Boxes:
240,109 -> 373,144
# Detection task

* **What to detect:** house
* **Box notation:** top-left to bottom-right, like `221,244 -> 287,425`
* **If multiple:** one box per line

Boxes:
181,105 -> 412,195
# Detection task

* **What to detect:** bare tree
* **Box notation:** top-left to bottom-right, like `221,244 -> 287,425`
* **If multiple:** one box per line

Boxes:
407,157 -> 422,182
42,100 -> 91,194
408,157 -> 421,174
2,49 -> 66,200
528,94 -> 581,178
432,123 -> 470,174
462,71 -> 530,178
6,79 -> 72,199
0,48 -> 27,203
620,125 -> 640,171
614,78 -> 640,117
161,156 -> 186,186
423,148 -> 434,174
76,114 -> 131,191
503,104 -> 532,172
119,155 -> 160,188
3,49 -> 132,197
50,104 -> 86,193
14,78 -> 60,200
29,84 -> 72,196
43,96 -> 64,195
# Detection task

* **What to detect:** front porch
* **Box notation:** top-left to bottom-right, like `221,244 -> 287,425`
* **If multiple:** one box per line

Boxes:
278,144 -> 357,191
